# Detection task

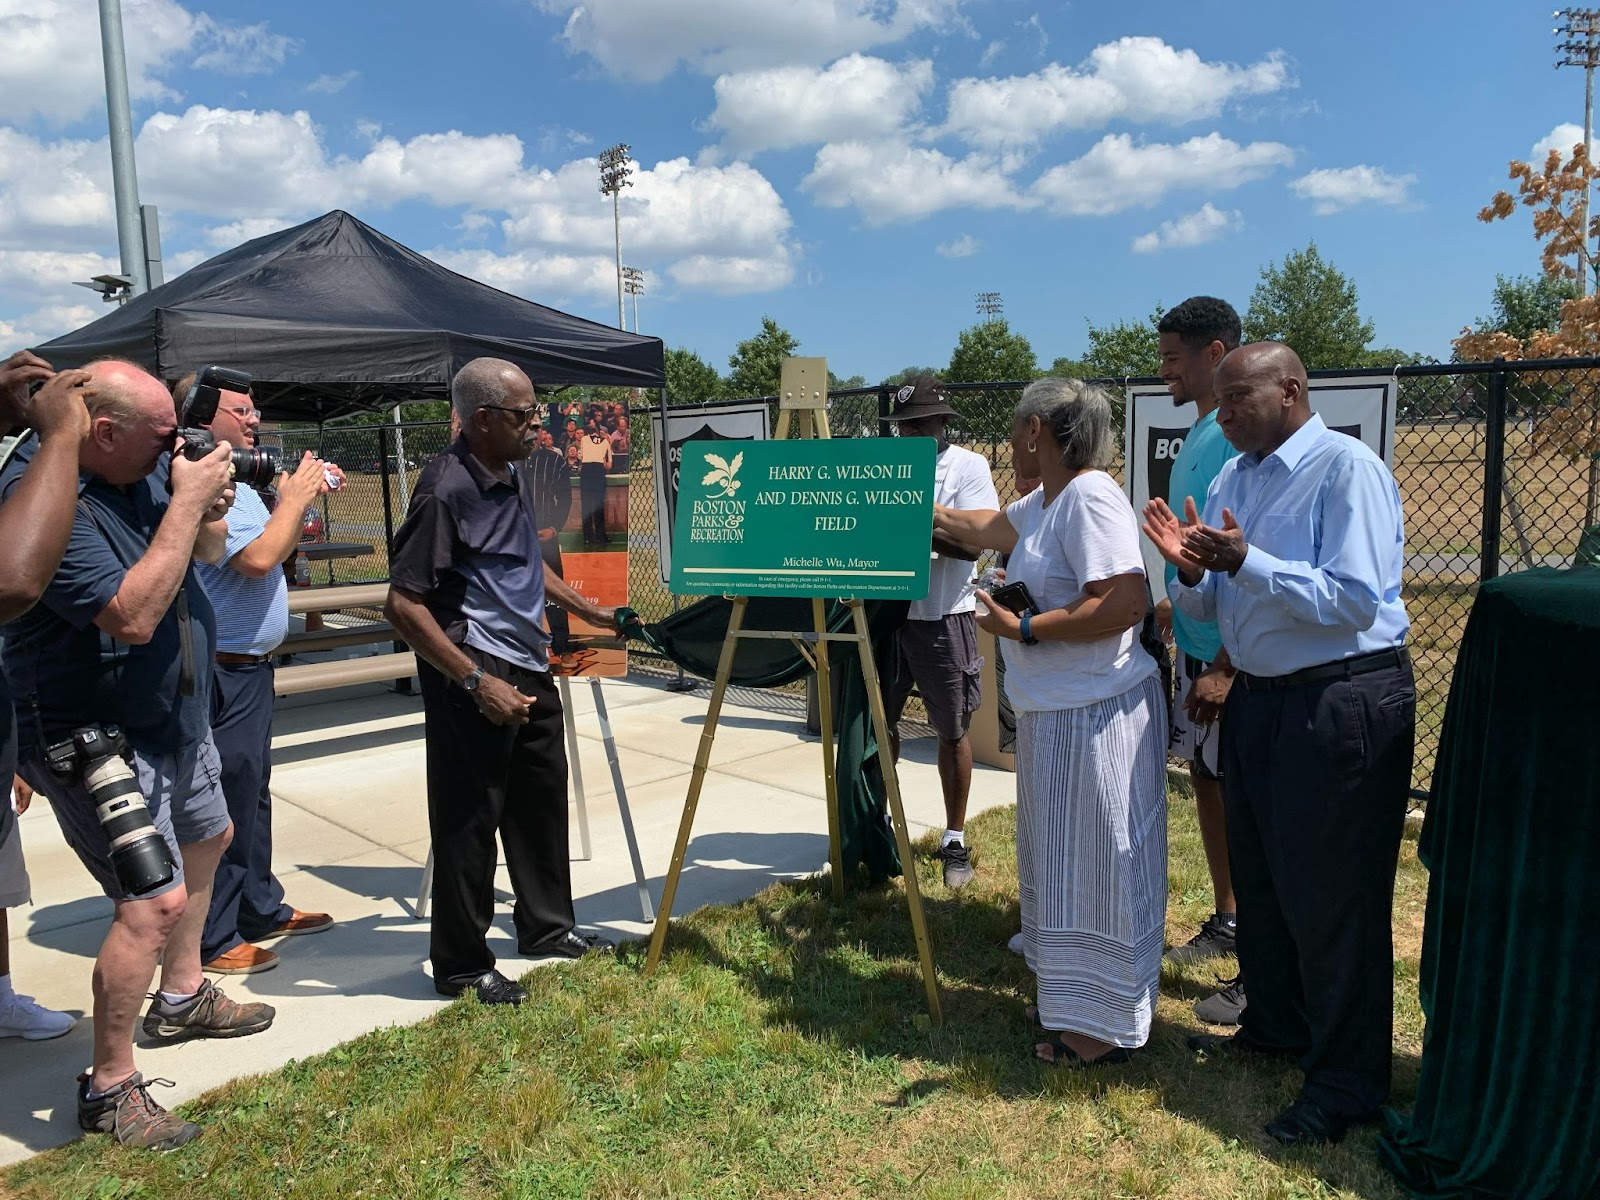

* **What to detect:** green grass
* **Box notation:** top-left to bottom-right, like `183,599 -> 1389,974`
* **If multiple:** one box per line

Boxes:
6,774 -> 1430,1200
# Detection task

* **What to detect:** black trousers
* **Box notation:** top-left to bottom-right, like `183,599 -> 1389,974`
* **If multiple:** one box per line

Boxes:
580,463 -> 609,544
418,650 -> 574,983
1221,659 -> 1415,1117
538,535 -> 571,654
202,661 -> 292,959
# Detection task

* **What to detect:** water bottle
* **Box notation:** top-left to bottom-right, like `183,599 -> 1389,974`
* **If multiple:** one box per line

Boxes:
295,552 -> 310,587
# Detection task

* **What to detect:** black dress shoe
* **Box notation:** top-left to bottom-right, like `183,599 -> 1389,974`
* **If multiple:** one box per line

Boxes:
1187,1031 -> 1301,1061
522,930 -> 616,959
1264,1098 -> 1375,1147
436,968 -> 528,1006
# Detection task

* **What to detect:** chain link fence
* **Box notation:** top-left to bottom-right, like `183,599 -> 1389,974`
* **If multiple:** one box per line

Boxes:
276,360 -> 1600,798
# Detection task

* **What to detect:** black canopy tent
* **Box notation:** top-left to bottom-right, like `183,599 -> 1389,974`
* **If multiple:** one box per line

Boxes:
30,210 -> 664,422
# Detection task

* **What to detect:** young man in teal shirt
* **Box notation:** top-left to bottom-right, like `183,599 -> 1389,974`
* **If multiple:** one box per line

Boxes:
1152,297 -> 1246,1025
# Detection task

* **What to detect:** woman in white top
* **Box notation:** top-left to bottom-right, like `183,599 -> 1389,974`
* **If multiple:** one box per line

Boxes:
935,377 -> 1168,1066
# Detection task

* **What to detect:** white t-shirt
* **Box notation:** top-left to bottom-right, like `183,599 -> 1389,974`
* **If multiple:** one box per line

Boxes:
911,444 -> 1000,621
999,470 -> 1155,711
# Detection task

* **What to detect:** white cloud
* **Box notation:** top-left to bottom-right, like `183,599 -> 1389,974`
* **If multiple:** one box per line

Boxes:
534,0 -> 964,81
1032,132 -> 1294,216
804,140 -> 1030,225
0,128 -> 115,246
1290,165 -> 1416,215
707,55 -> 934,155
1131,203 -> 1241,254
202,217 -> 294,248
0,1 -> 298,124
425,248 -> 620,303
946,36 -> 1292,149
1,301 -> 103,349
1531,122 -> 1594,161
307,70 -> 359,95
937,233 -> 979,257
190,17 -> 300,74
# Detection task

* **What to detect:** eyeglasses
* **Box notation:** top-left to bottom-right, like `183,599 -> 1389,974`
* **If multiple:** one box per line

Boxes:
222,405 -> 262,421
481,405 -> 539,426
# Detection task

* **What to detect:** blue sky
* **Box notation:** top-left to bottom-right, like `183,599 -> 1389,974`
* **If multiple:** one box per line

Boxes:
0,0 -> 1585,381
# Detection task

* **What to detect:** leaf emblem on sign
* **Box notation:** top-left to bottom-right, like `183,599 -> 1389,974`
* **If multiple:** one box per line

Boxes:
702,450 -> 743,498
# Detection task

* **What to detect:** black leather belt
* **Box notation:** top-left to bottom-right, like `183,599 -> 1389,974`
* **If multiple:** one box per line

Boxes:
216,651 -> 272,665
1238,646 -> 1409,692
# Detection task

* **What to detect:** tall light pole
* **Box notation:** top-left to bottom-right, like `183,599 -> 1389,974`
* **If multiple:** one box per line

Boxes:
598,144 -> 633,329
97,0 -> 149,297
1557,8 -> 1600,294
975,292 -> 1003,322
622,266 -> 644,332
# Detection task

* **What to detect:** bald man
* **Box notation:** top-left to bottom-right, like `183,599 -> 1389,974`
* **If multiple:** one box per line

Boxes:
1143,342 -> 1414,1147
1,359 -> 276,1150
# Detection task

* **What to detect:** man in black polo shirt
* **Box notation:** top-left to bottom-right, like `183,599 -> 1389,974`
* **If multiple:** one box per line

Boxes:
0,359 -> 275,1151
386,358 -> 627,1006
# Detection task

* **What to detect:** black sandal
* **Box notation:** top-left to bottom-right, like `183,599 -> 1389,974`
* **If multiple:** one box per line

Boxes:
1034,1035 -> 1136,1068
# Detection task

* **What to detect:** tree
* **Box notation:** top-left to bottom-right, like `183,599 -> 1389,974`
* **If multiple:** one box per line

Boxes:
947,318 -> 1037,384
880,366 -> 943,388
664,346 -> 725,406
828,371 -> 867,392
1467,274 -> 1580,347
1243,243 -> 1375,369
1074,307 -> 1164,379
726,316 -> 800,398
1477,143 -> 1600,288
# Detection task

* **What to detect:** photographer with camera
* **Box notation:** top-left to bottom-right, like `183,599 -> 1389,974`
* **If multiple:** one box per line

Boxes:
0,358 -> 274,1152
174,370 -> 339,977
0,351 -> 91,1042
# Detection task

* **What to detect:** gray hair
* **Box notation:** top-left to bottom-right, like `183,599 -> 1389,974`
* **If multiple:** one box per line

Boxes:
450,358 -> 528,423
1015,377 -> 1114,471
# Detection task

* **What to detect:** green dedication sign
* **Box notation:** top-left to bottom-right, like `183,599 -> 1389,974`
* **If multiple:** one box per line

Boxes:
670,437 -> 936,598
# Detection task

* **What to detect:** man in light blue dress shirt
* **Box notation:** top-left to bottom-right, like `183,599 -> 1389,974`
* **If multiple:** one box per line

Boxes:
1143,342 -> 1415,1148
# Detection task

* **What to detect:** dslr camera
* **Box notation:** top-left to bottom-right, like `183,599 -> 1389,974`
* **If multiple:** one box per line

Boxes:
175,365 -> 279,488
45,725 -> 176,896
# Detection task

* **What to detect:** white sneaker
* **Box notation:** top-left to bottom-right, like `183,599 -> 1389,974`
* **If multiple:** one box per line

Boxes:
1007,931 -> 1025,955
0,993 -> 78,1040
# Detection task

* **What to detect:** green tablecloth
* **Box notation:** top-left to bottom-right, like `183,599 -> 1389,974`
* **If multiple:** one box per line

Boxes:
1379,568 -> 1600,1199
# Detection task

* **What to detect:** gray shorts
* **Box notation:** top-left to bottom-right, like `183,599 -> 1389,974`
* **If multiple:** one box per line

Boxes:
1171,652 -> 1223,781
887,613 -> 983,742
18,734 -> 230,903
0,794 -> 29,908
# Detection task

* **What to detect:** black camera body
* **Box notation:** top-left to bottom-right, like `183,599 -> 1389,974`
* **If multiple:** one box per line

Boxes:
175,365 -> 278,489
45,725 -> 176,896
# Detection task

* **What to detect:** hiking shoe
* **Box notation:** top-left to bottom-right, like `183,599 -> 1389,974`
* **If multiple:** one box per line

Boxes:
1193,975 -> 1247,1026
1165,913 -> 1237,964
77,1071 -> 201,1151
0,992 -> 77,1040
141,980 -> 275,1042
436,968 -> 528,1006
938,841 -> 975,889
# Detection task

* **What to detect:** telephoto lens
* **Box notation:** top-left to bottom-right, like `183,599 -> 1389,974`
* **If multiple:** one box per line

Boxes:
230,445 -> 280,489
47,726 -> 176,896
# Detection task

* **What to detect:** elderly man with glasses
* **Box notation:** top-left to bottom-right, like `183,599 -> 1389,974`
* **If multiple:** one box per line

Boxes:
178,373 -> 340,977
386,359 -> 627,1005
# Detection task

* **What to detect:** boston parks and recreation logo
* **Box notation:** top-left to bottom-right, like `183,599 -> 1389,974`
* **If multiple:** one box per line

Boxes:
689,451 -> 746,544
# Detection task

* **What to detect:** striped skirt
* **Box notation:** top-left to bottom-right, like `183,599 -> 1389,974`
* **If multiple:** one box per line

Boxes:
1016,672 -> 1168,1047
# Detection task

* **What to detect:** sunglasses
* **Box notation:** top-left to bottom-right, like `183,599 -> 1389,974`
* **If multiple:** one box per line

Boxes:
481,405 -> 540,426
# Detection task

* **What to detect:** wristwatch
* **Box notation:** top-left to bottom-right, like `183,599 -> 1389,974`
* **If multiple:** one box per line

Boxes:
460,666 -> 485,693
1019,613 -> 1039,646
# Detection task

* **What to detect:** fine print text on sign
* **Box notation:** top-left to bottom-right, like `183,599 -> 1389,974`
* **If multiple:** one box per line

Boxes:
669,437 -> 937,599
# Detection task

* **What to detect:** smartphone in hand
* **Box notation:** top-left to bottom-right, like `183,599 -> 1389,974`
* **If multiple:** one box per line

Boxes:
988,580 -> 1039,617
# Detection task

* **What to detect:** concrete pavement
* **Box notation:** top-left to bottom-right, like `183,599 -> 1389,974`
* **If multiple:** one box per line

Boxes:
0,670 -> 1017,1164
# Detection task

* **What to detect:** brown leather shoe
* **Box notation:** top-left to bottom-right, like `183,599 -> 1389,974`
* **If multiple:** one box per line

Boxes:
249,909 -> 334,940
202,943 -> 279,975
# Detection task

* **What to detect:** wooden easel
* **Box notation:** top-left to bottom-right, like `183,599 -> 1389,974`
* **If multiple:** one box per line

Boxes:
642,358 -> 943,1025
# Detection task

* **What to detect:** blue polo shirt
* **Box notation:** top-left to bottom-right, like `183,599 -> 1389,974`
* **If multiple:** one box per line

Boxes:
0,436 -> 217,759
195,484 -> 288,656
388,438 -> 550,672
1164,410 -> 1240,663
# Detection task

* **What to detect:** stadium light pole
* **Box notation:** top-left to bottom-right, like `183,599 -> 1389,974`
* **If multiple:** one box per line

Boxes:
599,144 -> 633,329
975,292 -> 1003,322
622,266 -> 644,332
1557,8 -> 1600,295
96,0 -> 149,298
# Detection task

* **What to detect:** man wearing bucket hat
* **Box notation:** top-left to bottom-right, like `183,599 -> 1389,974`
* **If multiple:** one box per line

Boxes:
883,376 -> 999,888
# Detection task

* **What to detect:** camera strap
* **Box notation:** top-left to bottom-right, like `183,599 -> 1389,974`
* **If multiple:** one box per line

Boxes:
176,590 -> 196,697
